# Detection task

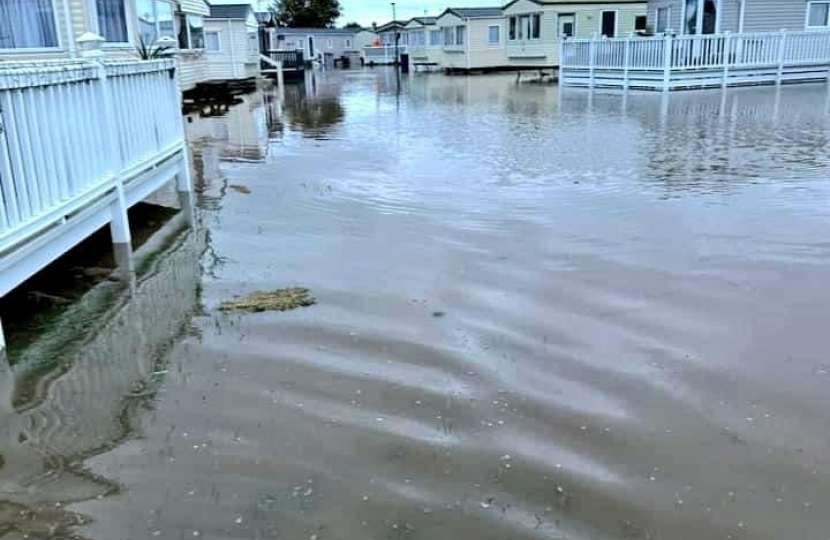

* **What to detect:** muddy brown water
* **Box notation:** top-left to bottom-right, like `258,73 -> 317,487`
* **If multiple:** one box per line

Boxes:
3,70 -> 830,540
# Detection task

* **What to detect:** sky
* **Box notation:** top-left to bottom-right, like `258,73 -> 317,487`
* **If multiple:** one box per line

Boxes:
247,0 -> 505,27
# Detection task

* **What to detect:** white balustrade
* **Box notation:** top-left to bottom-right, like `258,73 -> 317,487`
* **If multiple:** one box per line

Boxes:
561,30 -> 830,90
0,56 -> 190,334
363,46 -> 406,64
0,58 -> 182,252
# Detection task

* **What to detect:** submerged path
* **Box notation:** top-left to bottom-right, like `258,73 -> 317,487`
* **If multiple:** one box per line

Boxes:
3,71 -> 830,540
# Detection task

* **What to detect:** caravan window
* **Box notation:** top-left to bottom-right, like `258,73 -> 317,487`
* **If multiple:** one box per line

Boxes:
508,14 -> 541,41
178,14 -> 204,49
97,0 -> 129,43
204,31 -> 220,52
807,1 -> 830,28
488,24 -> 500,44
137,0 -> 175,44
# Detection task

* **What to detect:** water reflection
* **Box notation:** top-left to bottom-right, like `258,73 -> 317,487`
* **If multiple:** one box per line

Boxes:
185,92 -> 270,162
282,72 -> 346,139
0,227 -> 205,538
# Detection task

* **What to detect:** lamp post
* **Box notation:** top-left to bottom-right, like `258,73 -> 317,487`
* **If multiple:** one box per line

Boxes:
391,2 -> 399,65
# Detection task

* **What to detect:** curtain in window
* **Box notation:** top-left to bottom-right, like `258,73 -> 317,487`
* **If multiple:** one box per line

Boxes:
684,0 -> 698,34
97,0 -> 128,42
0,0 -> 58,48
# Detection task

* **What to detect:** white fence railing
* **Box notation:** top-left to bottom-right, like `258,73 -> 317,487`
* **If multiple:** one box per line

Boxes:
364,46 -> 406,64
0,59 -> 183,254
561,30 -> 830,89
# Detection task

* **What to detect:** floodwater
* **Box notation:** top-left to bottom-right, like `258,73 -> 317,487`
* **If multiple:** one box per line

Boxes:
3,70 -> 830,540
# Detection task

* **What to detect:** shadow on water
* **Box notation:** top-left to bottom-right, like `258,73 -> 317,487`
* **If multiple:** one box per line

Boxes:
0,224 -> 206,538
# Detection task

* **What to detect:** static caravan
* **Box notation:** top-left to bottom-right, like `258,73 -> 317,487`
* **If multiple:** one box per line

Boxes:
269,28 -> 358,63
375,20 -> 407,47
646,0 -> 830,34
436,7 -> 508,71
203,3 -> 261,82
404,16 -> 442,68
0,0 -> 213,90
503,0 -> 647,68
365,20 -> 407,64
355,29 -> 380,50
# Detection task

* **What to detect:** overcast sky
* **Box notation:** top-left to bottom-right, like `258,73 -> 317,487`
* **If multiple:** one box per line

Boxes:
338,0 -> 504,26
249,0 -> 505,27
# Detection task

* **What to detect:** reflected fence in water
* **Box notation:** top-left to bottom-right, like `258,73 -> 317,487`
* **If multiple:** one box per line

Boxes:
0,225 -> 204,537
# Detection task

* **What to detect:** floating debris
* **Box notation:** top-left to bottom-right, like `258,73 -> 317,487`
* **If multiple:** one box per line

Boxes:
220,288 -> 316,313
229,184 -> 252,194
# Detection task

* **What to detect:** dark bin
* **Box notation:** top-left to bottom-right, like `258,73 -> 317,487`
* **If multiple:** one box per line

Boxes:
400,53 -> 410,73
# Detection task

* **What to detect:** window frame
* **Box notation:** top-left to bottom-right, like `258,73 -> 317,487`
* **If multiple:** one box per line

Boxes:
204,30 -> 221,53
429,29 -> 442,46
443,26 -> 454,47
178,13 -> 205,50
508,13 -> 542,41
247,30 -> 258,56
455,25 -> 465,46
93,0 -> 132,45
531,13 -> 541,39
655,5 -> 671,33
634,14 -> 648,32
136,0 -> 176,45
806,1 -> 830,29
557,13 -> 576,38
599,10 -> 618,38
0,0 -> 62,51
487,24 -> 500,45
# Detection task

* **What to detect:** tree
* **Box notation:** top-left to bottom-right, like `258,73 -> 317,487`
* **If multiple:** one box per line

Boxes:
273,0 -> 342,28
343,22 -> 363,30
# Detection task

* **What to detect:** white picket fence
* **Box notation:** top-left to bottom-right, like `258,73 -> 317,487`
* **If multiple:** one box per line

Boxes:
561,30 -> 830,90
0,58 -> 190,331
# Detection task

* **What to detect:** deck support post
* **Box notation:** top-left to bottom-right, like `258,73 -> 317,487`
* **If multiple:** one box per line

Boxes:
776,29 -> 787,85
662,33 -> 673,92
177,153 -> 195,228
0,317 -> 6,355
110,183 -> 134,277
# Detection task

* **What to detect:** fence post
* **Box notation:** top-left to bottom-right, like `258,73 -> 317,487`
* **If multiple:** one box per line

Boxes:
662,33 -> 673,92
722,31 -> 731,88
589,38 -> 596,88
776,29 -> 787,85
623,35 -> 631,90
80,32 -> 134,276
